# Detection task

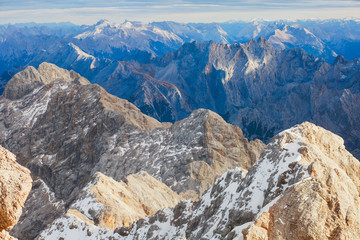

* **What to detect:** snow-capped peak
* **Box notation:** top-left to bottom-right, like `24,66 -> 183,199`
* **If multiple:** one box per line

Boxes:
68,43 -> 97,69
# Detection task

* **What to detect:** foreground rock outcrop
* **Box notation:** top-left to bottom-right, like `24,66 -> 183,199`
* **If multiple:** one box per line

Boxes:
243,122 -> 360,239
39,122 -> 360,239
0,63 -> 264,239
68,171 -> 181,230
0,145 -> 32,239
36,171 -> 181,240
125,122 -> 360,239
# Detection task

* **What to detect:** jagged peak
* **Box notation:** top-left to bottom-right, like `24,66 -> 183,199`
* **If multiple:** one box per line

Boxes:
121,20 -> 144,28
334,54 -> 348,65
3,62 -> 90,100
176,108 -> 226,126
3,63 -> 164,131
243,36 -> 274,50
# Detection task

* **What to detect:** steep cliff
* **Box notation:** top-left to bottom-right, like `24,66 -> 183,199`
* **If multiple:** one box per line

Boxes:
0,145 -> 32,239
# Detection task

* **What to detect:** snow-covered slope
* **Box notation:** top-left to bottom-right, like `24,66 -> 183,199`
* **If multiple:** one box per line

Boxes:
268,24 -> 337,61
297,19 -> 360,60
152,21 -> 231,44
73,19 -> 184,57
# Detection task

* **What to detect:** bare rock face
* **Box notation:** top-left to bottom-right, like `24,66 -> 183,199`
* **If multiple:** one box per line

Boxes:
3,62 -> 90,100
0,63 -> 264,239
0,230 -> 17,240
0,145 -> 32,238
184,109 -> 264,198
13,178 -> 66,240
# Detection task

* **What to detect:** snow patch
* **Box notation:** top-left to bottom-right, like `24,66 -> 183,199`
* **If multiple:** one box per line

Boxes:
37,215 -> 119,240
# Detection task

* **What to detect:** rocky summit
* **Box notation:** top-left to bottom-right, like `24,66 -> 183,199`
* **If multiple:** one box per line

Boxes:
38,122 -> 360,239
0,145 -> 32,240
0,63 -> 264,239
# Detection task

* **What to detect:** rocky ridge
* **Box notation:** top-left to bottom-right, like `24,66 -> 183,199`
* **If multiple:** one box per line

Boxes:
68,171 -> 181,230
0,145 -> 32,239
0,63 -> 264,239
38,122 -> 360,239
105,38 -> 360,159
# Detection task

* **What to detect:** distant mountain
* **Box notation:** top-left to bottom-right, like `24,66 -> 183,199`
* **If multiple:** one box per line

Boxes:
82,38 -> 360,160
295,19 -> 360,60
1,18 -> 359,90
267,24 -> 337,61
152,21 -> 229,43
72,20 -> 184,58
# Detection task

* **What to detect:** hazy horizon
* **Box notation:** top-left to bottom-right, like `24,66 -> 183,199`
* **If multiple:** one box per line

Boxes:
1,0 -> 359,25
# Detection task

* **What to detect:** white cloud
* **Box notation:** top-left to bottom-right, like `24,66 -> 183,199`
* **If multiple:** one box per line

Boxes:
0,1 -> 359,24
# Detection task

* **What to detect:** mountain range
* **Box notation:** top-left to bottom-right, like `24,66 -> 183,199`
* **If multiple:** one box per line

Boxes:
1,19 -> 359,86
1,20 -> 360,158
1,18 -> 360,239
1,63 -> 360,240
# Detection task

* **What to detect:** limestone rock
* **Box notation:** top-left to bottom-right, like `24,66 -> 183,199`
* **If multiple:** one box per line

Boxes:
0,145 -> 32,239
3,62 -> 90,100
69,171 -> 181,230
0,230 -> 17,240
36,171 -> 182,239
244,122 -> 360,239
10,178 -> 65,240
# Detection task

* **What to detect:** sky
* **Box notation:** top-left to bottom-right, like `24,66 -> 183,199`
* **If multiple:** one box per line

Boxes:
0,0 -> 359,25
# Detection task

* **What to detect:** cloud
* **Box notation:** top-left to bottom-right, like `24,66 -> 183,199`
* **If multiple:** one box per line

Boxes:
2,0 -> 359,10
0,0 -> 359,24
